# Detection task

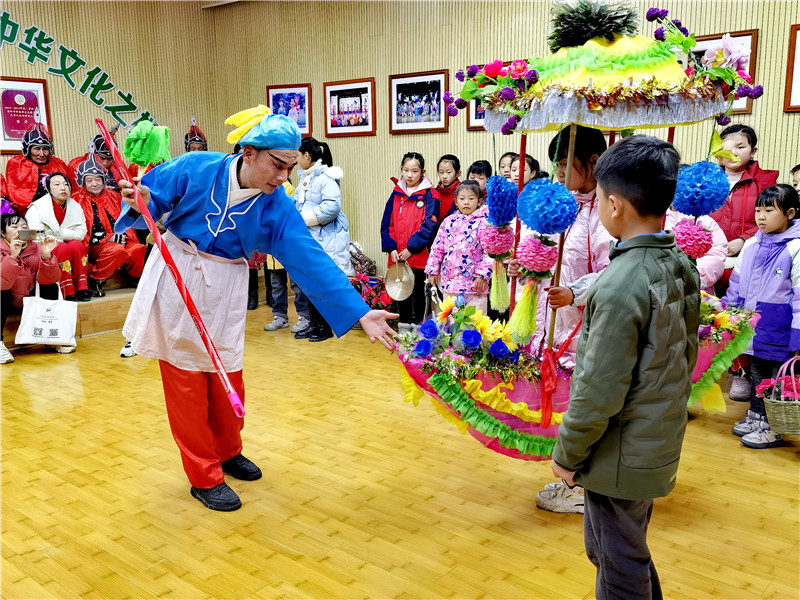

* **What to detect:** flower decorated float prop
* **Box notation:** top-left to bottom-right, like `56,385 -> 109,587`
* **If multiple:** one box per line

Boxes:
397,296 -> 572,460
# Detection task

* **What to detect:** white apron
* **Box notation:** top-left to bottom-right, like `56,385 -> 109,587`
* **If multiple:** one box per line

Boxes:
123,231 -> 248,372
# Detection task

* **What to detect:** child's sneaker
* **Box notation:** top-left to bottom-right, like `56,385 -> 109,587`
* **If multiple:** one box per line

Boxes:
741,421 -> 785,449
264,316 -> 289,331
728,374 -> 752,401
536,482 -> 584,514
0,342 -> 14,364
732,410 -> 765,437
290,315 -> 309,333
120,341 -> 137,358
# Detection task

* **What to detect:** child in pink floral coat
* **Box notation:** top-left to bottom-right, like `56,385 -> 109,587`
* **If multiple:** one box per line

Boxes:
425,181 -> 493,313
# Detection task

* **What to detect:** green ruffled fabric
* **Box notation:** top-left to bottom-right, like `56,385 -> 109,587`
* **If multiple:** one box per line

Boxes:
123,120 -> 171,167
428,372 -> 557,458
528,41 -> 677,83
688,323 -> 756,407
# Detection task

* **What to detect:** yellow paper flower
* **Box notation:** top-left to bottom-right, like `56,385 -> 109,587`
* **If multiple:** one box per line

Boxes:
438,296 -> 455,322
714,313 -> 731,329
471,313 -> 504,343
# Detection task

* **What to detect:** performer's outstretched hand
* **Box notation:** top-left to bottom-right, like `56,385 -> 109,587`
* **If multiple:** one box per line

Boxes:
359,310 -> 399,350
119,176 -> 151,209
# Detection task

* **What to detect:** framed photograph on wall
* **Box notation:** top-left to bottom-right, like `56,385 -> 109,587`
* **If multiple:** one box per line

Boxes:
266,83 -> 312,137
324,78 -> 376,137
389,70 -> 448,134
690,29 -> 758,114
466,98 -> 486,131
1,77 -> 51,155
785,24 -> 800,112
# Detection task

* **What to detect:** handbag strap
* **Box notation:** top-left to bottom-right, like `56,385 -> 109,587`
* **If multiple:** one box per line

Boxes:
771,356 -> 800,401
33,282 -> 64,301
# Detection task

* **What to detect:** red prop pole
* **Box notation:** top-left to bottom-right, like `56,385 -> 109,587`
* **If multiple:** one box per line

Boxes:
667,126 -> 675,144
509,133 -> 527,311
95,118 -> 245,418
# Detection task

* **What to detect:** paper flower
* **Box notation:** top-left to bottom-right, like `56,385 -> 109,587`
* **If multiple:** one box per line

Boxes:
749,85 -> 763,99
454,98 -> 468,109
466,65 -> 480,78
654,26 -> 666,41
455,70 -> 465,82
646,7 -> 661,21
716,114 -> 731,126
701,34 -> 750,73
420,319 -> 439,340
517,179 -> 578,234
455,293 -> 467,307
414,339 -> 433,357
517,234 -> 559,274
498,87 -> 517,101
484,60 -> 503,78
485,176 -> 518,226
438,296 -> 455,322
509,59 -> 528,79
446,105 -> 458,117
525,69 -> 539,85
510,348 -> 520,364
479,225 -> 515,257
735,84 -> 752,98
674,219 -> 713,260
461,329 -> 482,350
673,161 -> 729,217
443,91 -> 454,104
488,339 -> 509,359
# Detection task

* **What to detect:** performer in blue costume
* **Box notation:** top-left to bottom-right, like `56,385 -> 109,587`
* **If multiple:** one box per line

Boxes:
117,107 -> 396,511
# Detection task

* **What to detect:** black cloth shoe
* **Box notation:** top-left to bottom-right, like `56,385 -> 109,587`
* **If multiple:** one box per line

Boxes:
89,278 -> 106,298
77,289 -> 93,302
190,482 -> 242,511
247,290 -> 259,310
247,270 -> 259,310
293,325 -> 315,339
309,325 -> 333,342
221,453 -> 262,481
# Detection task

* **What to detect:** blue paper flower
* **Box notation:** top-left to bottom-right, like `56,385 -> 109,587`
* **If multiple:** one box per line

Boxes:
517,179 -> 578,234
485,176 -> 518,226
455,293 -> 466,307
672,161 -> 729,217
489,339 -> 509,359
420,319 -> 439,340
414,339 -> 433,357
461,330 -> 482,350
510,349 -> 520,364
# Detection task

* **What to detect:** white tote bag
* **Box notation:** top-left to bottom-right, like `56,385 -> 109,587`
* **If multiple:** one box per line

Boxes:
15,284 -> 77,346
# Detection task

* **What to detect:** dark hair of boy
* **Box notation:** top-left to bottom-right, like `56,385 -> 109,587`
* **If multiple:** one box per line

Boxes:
455,180 -> 482,199
594,135 -> 680,217
467,160 -> 492,178
755,184 -> 800,215
720,123 -> 757,148
513,153 -> 540,175
402,152 -> 425,170
791,164 -> 800,175
44,172 -> 72,194
1,213 -> 25,235
548,125 -> 608,164
536,170 -> 550,180
298,137 -> 333,167
437,154 -> 461,172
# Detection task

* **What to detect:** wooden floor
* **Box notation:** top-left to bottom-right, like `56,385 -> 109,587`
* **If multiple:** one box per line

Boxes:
2,305 -> 799,600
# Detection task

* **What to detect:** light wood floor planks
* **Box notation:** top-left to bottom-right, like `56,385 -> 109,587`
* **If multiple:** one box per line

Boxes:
2,305 -> 799,599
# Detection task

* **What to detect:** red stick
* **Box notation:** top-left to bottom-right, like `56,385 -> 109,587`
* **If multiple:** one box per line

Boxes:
95,118 -> 245,418
509,133 -> 527,311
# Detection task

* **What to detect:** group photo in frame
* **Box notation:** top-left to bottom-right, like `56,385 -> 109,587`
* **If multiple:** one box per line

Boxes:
266,83 -> 312,137
785,24 -> 800,112
389,70 -> 449,134
466,98 -> 487,131
1,76 -> 51,155
687,29 -> 759,114
323,77 -> 376,137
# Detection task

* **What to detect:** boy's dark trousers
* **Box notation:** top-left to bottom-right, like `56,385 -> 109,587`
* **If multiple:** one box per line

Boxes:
584,489 -> 662,600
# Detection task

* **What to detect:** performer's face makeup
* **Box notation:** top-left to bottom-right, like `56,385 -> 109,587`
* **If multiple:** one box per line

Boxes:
30,146 -> 50,164
242,148 -> 297,194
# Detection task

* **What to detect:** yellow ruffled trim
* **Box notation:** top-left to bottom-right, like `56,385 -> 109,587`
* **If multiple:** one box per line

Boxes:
225,104 -> 271,145
400,368 -> 469,433
461,378 -> 564,424
699,383 -> 726,413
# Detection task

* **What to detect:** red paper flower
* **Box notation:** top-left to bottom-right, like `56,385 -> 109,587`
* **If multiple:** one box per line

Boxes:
483,59 -> 503,78
479,225 -> 515,256
674,218 -> 713,259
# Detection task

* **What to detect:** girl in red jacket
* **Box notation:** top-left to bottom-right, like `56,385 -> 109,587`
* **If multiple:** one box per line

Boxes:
435,154 -> 461,221
380,152 -> 440,327
0,213 -> 60,363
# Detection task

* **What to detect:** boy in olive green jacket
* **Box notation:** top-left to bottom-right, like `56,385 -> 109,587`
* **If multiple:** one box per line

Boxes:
552,135 -> 700,600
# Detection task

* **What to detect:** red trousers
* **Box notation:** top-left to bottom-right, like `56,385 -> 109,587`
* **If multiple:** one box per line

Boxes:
158,361 -> 245,488
53,240 -> 88,296
88,241 -> 146,281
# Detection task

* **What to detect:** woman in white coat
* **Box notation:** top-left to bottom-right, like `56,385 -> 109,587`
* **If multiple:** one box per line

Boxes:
24,172 -> 90,301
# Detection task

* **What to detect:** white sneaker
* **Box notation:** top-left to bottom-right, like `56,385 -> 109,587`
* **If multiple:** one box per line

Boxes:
741,421 -> 785,449
729,375 -> 752,401
732,410 -> 764,437
536,482 -> 585,513
56,344 -> 76,354
264,316 -> 289,331
120,341 -> 137,358
0,342 -> 14,364
290,316 -> 309,333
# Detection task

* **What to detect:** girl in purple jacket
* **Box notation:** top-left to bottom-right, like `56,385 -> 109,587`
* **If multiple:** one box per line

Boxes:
725,185 -> 800,449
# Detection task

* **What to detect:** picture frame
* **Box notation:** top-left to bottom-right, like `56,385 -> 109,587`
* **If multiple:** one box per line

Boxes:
266,83 -> 312,137
1,76 -> 51,155
323,77 -> 376,137
466,99 -> 486,131
689,29 -> 759,114
785,24 -> 800,112
389,70 -> 449,135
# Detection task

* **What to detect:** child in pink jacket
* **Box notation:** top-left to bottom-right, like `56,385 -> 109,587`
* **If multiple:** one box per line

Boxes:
425,181 -> 493,313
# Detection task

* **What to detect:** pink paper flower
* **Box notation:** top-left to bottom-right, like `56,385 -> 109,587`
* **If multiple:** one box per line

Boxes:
674,219 -> 713,259
499,67 -> 510,77
509,59 -> 528,79
516,235 -> 558,273
479,225 -> 515,256
483,59 -> 503,78
701,34 -> 750,72
737,69 -> 752,83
